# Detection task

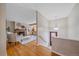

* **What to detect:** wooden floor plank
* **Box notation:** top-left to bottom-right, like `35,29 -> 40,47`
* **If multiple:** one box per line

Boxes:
7,41 -> 59,56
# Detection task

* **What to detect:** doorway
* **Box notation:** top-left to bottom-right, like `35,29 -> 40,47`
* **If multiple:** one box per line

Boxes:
50,31 -> 58,46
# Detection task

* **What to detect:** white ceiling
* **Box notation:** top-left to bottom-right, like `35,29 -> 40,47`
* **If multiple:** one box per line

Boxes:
35,3 -> 75,20
6,4 -> 36,24
6,3 -> 75,23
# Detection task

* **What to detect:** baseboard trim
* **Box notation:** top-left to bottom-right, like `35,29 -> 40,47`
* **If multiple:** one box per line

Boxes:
52,50 -> 64,56
38,43 -> 51,49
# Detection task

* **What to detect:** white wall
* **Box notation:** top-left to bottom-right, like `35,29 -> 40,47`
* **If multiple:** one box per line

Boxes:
48,17 -> 68,39
48,4 -> 79,41
37,13 -> 69,48
0,4 -> 7,56
68,4 -> 79,41
37,12 -> 50,48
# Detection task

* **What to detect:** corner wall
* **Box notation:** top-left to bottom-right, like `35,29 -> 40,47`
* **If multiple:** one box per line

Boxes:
37,12 -> 50,48
0,4 -> 7,56
68,4 -> 79,41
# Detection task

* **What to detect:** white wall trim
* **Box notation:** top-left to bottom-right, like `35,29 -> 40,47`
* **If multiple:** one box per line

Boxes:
51,50 -> 64,56
38,43 -> 51,49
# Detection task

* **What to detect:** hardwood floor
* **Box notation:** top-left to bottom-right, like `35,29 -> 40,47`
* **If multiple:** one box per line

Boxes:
7,41 -> 59,56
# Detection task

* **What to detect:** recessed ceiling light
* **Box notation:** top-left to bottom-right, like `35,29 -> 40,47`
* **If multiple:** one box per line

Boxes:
53,27 -> 59,31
